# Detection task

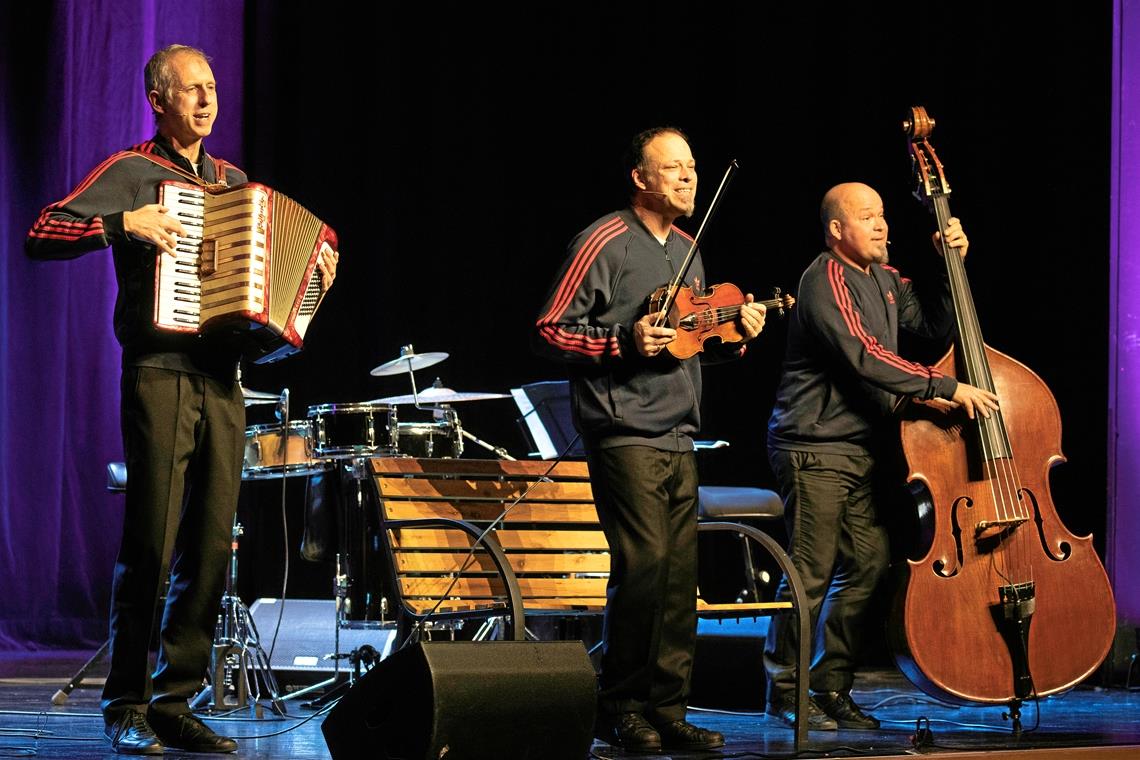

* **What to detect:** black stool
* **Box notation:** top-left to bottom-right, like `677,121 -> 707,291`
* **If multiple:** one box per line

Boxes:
51,461 -> 128,704
694,486 -> 810,749
106,461 -> 128,492
698,486 -> 783,603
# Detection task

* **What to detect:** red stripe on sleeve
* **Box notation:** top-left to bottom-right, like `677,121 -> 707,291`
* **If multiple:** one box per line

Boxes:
537,217 -> 627,325
826,260 -> 935,379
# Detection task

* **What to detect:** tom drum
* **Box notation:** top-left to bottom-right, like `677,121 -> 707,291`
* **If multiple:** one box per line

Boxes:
307,402 -> 398,459
242,420 -> 328,480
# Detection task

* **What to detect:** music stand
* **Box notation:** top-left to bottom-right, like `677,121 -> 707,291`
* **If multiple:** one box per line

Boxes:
510,381 -> 584,460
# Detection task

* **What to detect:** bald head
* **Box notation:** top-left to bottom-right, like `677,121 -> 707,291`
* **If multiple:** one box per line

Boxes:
820,182 -> 889,269
820,183 -> 879,232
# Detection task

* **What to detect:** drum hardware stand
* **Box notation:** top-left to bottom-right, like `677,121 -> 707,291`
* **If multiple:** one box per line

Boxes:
293,558 -> 382,709
421,403 -> 515,461
291,457 -> 391,709
472,617 -> 538,641
458,425 -> 515,461
191,518 -> 287,717
280,559 -> 349,706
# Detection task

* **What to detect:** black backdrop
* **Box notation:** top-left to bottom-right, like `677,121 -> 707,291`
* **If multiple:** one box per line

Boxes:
232,4 -> 1111,599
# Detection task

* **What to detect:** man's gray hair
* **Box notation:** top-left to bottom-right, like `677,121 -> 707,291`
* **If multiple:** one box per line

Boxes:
144,45 -> 210,118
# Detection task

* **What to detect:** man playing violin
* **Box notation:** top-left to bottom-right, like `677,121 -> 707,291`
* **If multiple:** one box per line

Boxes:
763,182 -> 998,730
534,127 -> 765,752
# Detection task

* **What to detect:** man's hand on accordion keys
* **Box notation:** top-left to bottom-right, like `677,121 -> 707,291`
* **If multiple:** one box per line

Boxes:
123,203 -> 184,256
317,242 -> 339,291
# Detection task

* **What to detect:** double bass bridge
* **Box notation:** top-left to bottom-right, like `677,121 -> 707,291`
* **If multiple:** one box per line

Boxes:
974,515 -> 1028,541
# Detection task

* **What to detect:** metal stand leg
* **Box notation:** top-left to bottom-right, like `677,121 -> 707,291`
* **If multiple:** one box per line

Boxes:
51,571 -> 171,706
280,555 -> 347,705
737,533 -> 763,603
287,459 -> 379,708
193,518 -> 287,717
50,640 -> 110,705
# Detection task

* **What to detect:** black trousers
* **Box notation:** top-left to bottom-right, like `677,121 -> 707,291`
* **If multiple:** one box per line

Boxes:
102,366 -> 244,722
763,448 -> 889,699
586,445 -> 699,724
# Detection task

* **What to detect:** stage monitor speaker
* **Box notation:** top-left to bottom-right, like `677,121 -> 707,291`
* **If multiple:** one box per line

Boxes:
248,598 -> 396,690
321,640 -> 596,760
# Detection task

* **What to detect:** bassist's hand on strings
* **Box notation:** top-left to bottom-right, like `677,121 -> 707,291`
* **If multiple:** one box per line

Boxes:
738,293 -> 767,341
950,381 -> 1000,419
633,310 -> 676,357
932,216 -> 969,258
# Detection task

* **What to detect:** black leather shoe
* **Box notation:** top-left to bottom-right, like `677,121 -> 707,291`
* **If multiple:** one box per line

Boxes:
148,712 -> 237,754
653,719 -> 725,750
104,711 -> 163,755
813,690 -> 880,729
595,712 -> 662,753
767,694 -> 838,730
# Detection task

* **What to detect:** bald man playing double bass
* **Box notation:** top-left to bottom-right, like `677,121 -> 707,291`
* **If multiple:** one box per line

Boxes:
763,182 -> 998,731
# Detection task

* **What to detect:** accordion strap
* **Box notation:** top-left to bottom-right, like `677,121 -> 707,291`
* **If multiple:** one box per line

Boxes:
130,149 -> 229,192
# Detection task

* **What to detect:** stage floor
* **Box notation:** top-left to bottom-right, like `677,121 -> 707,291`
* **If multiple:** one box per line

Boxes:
1,652 -> 1137,759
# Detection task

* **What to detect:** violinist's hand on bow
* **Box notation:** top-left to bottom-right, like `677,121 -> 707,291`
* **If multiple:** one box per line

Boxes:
932,217 -> 969,259
634,311 -> 676,358
738,294 -> 767,341
317,243 -> 339,291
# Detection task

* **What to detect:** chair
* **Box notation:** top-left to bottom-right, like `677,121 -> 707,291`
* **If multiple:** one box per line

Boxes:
369,457 -> 811,750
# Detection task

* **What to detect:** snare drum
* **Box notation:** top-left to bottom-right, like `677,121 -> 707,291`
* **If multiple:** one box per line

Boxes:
396,420 -> 463,458
243,420 -> 328,480
308,402 -> 398,459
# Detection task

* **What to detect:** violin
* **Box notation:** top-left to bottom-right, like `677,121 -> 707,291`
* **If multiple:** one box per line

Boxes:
648,281 -> 795,359
640,159 -> 795,359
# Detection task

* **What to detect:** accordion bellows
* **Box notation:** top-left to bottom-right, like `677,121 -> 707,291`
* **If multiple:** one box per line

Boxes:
154,181 -> 336,363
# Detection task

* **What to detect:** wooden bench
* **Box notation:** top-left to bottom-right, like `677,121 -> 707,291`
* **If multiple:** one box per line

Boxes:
369,456 -> 811,749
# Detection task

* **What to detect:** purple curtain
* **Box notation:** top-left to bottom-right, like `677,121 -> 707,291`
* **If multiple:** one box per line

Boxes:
1111,0 -> 1140,627
0,0 -> 244,650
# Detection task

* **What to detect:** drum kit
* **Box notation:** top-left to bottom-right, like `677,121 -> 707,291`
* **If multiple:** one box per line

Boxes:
225,345 -> 515,708
240,344 -> 513,478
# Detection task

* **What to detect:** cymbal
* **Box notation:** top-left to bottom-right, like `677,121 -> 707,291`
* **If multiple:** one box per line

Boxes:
369,386 -> 511,405
370,346 -> 449,377
242,387 -> 280,407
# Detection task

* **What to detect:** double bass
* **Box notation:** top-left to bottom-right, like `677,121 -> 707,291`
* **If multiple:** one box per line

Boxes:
889,107 -> 1116,730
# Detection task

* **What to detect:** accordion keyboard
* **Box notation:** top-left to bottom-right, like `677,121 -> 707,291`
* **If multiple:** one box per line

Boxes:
155,183 -> 207,331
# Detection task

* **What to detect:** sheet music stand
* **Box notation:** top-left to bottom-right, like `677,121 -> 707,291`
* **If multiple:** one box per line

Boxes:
510,381 -> 585,460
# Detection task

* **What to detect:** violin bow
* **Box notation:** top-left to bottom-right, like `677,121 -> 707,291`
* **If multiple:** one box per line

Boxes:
652,159 -> 740,328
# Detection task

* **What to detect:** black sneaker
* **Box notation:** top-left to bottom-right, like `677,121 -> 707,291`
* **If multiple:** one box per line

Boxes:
813,690 -> 880,729
104,711 -> 163,755
148,712 -> 237,754
653,719 -> 725,750
595,712 -> 662,753
767,694 -> 839,730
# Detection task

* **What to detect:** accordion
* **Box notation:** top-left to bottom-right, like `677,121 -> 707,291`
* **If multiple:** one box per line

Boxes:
153,181 -> 337,364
